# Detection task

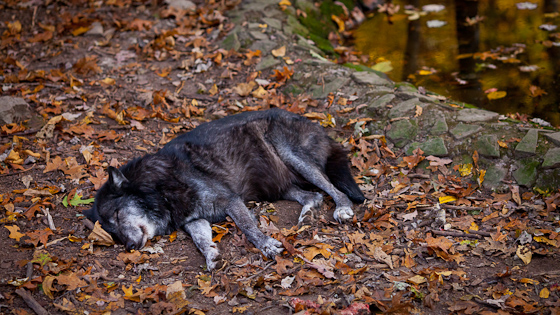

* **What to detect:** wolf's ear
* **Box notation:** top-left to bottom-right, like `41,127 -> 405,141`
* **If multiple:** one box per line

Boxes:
108,166 -> 128,189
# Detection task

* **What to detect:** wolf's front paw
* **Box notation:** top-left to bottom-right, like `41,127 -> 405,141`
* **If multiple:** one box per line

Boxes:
205,244 -> 222,271
333,206 -> 354,222
258,237 -> 283,258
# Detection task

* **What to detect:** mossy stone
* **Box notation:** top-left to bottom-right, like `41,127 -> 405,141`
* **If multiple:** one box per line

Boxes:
513,158 -> 540,187
407,138 -> 448,156
387,119 -> 418,148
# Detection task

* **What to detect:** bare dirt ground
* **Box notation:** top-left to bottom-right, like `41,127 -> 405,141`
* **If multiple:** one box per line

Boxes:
1,0 -> 560,314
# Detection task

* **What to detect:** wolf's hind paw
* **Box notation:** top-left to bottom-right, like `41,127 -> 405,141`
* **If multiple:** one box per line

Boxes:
259,237 -> 283,258
333,206 -> 354,222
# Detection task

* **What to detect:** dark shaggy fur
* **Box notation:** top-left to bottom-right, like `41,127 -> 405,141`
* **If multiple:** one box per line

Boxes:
84,108 -> 365,269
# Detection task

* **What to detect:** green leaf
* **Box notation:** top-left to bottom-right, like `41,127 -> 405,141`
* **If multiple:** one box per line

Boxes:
66,194 -> 95,207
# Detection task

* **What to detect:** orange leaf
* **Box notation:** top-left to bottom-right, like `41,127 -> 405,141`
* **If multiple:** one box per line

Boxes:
5,225 -> 25,241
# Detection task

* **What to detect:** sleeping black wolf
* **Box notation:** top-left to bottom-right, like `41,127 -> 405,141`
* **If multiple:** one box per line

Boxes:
84,108 -> 365,269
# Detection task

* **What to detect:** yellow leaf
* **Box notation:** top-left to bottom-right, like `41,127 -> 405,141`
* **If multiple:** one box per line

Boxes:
136,275 -> 142,283
477,169 -> 486,186
407,275 -> 427,285
251,86 -> 268,99
331,15 -> 345,32
418,69 -> 433,75
497,140 -> 508,148
278,0 -> 291,6
100,77 -> 116,85
208,84 -> 218,96
487,91 -> 507,100
72,26 -> 90,36
534,236 -> 558,247
304,112 -> 327,120
458,163 -> 473,176
519,278 -> 539,285
271,46 -> 286,57
414,105 -> 423,117
122,285 -> 134,297
516,245 -> 532,265
169,231 -> 177,243
470,222 -> 479,231
540,287 -> 550,298
439,195 -> 457,204
5,225 -> 25,241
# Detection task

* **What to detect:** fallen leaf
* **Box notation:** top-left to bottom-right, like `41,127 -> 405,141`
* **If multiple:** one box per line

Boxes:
5,225 -> 25,241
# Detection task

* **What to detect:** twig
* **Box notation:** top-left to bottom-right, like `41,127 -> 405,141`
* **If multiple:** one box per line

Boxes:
0,165 -> 35,177
407,174 -> 430,179
36,236 -> 68,250
42,208 -> 56,231
467,229 -> 492,237
239,261 -> 275,281
441,204 -> 484,211
430,229 -> 482,239
15,288 -> 49,315
83,218 -> 95,230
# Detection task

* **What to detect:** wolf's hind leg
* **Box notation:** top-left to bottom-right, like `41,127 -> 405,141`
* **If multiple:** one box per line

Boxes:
280,152 -> 354,222
183,219 -> 221,270
283,186 -> 323,223
225,198 -> 283,258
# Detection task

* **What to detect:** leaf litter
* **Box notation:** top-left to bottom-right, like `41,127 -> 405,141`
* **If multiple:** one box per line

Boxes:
0,0 -> 559,314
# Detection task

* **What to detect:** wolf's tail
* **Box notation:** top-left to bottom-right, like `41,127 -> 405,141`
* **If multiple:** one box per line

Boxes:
325,142 -> 366,203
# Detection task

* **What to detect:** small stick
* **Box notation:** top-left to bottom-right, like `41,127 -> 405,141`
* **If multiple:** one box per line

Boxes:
14,288 -> 49,315
36,236 -> 68,250
430,229 -> 482,239
42,208 -> 56,231
83,218 -> 95,230
441,204 -> 484,211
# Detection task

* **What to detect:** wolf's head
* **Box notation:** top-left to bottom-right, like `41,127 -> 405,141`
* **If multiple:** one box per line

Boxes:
83,166 -> 164,251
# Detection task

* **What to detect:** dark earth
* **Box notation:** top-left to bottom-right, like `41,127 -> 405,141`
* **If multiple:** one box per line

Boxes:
1,0 -> 559,314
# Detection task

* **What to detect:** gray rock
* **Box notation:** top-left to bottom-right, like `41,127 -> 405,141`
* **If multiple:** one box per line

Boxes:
85,21 -> 104,36
513,158 -> 540,187
482,164 -> 507,190
368,94 -> 395,111
0,96 -> 31,124
456,108 -> 499,123
430,115 -> 448,135
165,0 -> 196,10
351,71 -> 393,87
250,40 -> 277,53
386,119 -> 418,148
310,78 -> 350,98
262,17 -> 282,30
542,148 -> 560,169
450,123 -> 482,139
255,56 -> 281,71
389,98 -> 420,119
249,31 -> 268,41
221,31 -> 240,51
515,129 -> 538,156
536,169 -> 560,190
395,82 -> 417,93
407,138 -> 448,156
544,132 -> 560,146
476,135 -> 500,158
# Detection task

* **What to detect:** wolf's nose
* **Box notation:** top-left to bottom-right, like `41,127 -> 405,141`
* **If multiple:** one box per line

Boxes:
126,242 -> 136,251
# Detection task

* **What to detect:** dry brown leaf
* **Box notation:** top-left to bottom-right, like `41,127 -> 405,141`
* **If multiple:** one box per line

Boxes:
88,221 -> 115,246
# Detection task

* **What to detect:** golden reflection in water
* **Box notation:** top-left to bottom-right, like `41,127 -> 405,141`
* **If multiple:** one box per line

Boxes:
353,0 -> 560,126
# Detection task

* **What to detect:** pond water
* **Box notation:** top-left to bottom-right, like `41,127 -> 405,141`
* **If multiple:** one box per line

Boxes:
353,0 -> 560,126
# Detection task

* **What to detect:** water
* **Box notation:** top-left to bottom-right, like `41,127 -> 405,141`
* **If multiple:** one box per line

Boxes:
354,0 -> 560,126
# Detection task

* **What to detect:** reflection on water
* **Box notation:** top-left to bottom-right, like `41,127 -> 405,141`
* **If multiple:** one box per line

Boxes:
353,0 -> 560,126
